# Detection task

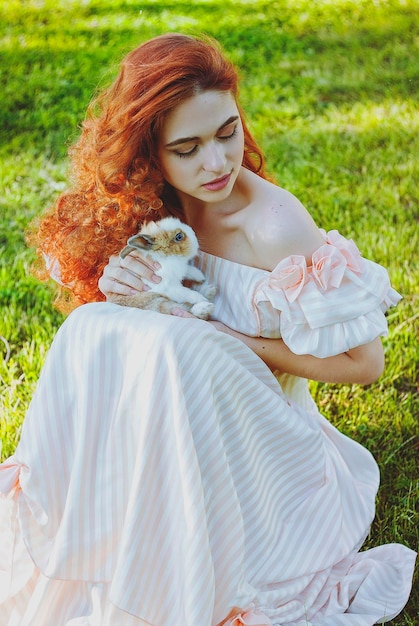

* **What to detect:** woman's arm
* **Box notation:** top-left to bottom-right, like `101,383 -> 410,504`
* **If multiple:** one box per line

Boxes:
210,321 -> 385,385
98,242 -> 385,386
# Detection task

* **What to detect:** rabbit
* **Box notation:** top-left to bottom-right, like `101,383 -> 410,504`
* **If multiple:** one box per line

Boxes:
109,217 -> 216,320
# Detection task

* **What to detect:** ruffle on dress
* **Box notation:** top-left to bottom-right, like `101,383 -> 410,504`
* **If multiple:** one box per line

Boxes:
255,230 -> 401,357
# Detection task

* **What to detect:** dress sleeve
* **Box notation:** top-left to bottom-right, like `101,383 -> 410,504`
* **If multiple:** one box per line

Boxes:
44,254 -> 67,286
255,230 -> 401,358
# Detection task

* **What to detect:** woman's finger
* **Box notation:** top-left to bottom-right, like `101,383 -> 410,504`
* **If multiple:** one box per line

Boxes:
98,275 -> 142,297
98,255 -> 145,297
98,252 -> 162,298
119,251 -> 161,285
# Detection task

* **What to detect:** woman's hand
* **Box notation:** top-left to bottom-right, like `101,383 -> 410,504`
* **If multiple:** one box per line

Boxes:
98,251 -> 161,299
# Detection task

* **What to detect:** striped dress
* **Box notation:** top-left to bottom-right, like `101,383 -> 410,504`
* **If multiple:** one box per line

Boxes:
0,230 -> 416,626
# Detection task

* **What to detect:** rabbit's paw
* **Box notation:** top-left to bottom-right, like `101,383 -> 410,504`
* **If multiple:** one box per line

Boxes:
190,301 -> 215,320
200,283 -> 217,301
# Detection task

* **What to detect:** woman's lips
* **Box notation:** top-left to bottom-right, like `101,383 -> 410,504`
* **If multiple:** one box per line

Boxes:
202,172 -> 231,191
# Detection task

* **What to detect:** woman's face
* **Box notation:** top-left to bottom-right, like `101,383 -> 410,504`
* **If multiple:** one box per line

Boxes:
158,90 -> 244,211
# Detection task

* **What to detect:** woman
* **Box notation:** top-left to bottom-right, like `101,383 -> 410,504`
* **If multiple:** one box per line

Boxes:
0,33 -> 415,626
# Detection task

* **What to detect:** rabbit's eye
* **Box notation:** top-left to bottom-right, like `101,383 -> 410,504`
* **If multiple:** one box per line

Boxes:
174,232 -> 185,242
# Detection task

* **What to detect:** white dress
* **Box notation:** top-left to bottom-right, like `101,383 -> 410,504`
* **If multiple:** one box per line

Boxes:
0,230 -> 416,626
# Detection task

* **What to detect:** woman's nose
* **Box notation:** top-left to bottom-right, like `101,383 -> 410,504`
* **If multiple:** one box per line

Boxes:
202,142 -> 227,172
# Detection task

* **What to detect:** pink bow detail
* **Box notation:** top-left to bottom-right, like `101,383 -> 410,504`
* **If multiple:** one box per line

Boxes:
325,230 -> 363,274
0,459 -> 26,494
268,255 -> 307,302
228,608 -> 273,626
312,244 -> 347,290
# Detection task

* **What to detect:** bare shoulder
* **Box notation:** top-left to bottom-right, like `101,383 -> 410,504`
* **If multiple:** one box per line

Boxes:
244,174 -> 325,269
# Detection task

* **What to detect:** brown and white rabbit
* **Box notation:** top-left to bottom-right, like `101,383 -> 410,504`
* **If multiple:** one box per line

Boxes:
109,217 -> 216,319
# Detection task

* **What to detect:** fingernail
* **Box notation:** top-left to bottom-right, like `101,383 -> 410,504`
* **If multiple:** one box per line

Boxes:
151,275 -> 161,283
153,261 -> 161,269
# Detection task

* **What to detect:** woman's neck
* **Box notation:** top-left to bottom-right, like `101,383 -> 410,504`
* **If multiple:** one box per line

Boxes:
182,168 -> 271,263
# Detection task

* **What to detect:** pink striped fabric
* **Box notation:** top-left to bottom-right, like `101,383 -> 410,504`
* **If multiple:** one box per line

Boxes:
0,232 -> 416,625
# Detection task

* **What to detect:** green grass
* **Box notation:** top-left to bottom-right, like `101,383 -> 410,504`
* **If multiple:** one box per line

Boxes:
0,0 -> 418,622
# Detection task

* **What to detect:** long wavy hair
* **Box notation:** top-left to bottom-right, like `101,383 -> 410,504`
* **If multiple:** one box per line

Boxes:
31,33 -> 271,309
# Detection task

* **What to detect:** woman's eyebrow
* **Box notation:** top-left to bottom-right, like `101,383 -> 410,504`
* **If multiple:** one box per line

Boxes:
164,115 -> 239,148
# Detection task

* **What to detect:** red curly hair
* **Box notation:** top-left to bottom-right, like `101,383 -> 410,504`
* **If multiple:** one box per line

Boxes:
32,33 -> 271,309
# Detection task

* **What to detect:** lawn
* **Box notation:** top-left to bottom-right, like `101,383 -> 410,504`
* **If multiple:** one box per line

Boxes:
0,0 -> 418,622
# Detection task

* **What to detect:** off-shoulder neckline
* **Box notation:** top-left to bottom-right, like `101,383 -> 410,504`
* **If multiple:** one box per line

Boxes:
198,249 -> 271,274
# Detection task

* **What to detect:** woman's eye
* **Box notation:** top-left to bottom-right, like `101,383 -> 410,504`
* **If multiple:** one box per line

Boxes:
174,126 -> 237,158
176,145 -> 198,159
218,126 -> 238,141
174,232 -> 185,242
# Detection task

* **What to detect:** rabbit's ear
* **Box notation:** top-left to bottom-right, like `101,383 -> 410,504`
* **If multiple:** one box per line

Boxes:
119,245 -> 135,259
127,233 -> 155,249
120,233 -> 156,258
